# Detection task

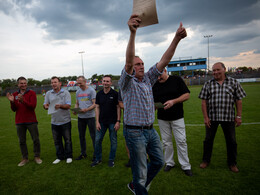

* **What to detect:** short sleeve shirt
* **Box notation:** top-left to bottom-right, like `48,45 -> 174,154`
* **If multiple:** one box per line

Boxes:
76,86 -> 96,118
153,75 -> 190,121
44,89 -> 71,125
198,76 -> 246,121
95,88 -> 118,124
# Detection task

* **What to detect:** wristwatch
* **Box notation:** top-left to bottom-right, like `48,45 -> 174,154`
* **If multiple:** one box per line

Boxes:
117,120 -> 121,123
236,116 -> 241,119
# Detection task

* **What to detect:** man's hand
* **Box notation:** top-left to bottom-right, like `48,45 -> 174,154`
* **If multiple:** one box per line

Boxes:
79,108 -> 86,113
6,93 -> 14,102
235,117 -> 242,127
128,14 -> 141,33
17,94 -> 24,103
204,116 -> 211,128
96,122 -> 101,131
175,22 -> 187,40
43,104 -> 49,110
163,100 -> 175,110
55,104 -> 61,110
114,122 -> 120,131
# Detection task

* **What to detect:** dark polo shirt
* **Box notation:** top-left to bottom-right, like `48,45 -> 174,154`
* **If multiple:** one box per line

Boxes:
96,88 -> 118,124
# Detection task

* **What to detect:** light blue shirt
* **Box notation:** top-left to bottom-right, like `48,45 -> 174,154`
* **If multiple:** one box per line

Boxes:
44,88 -> 71,125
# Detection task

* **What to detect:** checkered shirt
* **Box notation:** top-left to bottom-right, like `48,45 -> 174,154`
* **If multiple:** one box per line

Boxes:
118,65 -> 162,126
198,76 -> 246,121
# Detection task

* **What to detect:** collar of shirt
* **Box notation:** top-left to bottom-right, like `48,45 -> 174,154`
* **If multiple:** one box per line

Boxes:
51,88 -> 64,94
18,88 -> 30,95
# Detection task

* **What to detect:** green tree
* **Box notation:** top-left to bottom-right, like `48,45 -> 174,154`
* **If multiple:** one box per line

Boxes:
41,79 -> 51,86
238,66 -> 249,72
0,79 -> 16,90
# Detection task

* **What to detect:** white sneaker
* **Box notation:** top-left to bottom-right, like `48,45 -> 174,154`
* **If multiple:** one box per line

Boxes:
18,159 -> 29,167
66,158 -> 72,164
53,159 -> 61,164
146,182 -> 152,191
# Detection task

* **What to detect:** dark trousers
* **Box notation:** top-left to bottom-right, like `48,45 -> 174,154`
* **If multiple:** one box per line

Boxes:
202,121 -> 237,166
51,122 -> 73,159
16,123 -> 41,159
78,117 -> 96,157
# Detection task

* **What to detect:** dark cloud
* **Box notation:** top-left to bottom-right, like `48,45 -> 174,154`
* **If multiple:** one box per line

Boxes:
14,0 -> 132,40
1,0 -> 259,47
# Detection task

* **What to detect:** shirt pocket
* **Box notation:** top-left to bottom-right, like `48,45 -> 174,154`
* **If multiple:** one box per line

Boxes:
225,86 -> 234,98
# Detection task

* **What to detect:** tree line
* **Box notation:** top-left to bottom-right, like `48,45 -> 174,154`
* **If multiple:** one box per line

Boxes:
1,66 -> 259,90
0,74 -> 121,90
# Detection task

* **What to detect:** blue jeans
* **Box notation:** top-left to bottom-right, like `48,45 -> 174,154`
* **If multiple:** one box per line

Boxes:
78,117 -> 96,157
125,127 -> 164,195
95,123 -> 117,161
51,122 -> 73,159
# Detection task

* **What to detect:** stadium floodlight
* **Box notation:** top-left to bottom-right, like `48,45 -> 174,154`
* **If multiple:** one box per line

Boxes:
79,51 -> 85,76
204,35 -> 213,72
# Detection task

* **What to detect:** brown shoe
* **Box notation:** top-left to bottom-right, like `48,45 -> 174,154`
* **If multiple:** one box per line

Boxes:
229,165 -> 239,173
35,157 -> 43,164
199,162 -> 209,169
18,159 -> 29,167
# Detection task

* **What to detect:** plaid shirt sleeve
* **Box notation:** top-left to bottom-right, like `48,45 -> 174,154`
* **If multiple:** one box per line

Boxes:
234,80 -> 246,100
198,81 -> 210,100
118,68 -> 134,92
147,64 -> 163,87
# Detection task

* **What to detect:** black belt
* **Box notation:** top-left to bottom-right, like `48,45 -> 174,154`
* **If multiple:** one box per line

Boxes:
125,125 -> 153,130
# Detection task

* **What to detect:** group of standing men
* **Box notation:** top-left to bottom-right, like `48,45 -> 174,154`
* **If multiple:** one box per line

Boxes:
118,14 -> 246,195
8,75 -> 121,167
7,14 -> 246,195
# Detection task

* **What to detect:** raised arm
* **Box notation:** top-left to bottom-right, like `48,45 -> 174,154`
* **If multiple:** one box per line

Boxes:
125,14 -> 141,75
6,92 -> 16,112
157,22 -> 187,72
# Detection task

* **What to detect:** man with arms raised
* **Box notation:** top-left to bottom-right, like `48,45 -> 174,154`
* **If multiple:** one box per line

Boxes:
119,14 -> 187,194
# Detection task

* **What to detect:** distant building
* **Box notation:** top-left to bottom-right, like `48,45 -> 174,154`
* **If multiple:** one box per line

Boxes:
167,58 -> 207,76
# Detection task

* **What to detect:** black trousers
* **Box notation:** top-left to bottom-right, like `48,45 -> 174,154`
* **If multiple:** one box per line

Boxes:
202,121 -> 237,166
78,117 -> 96,157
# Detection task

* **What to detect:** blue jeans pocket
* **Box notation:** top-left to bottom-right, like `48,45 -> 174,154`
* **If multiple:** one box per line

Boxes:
127,129 -> 142,138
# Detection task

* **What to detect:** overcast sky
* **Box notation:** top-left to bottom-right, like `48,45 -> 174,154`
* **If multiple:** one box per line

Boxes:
0,0 -> 260,80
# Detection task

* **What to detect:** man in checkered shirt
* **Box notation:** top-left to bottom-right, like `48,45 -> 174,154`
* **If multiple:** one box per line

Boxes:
198,62 -> 246,173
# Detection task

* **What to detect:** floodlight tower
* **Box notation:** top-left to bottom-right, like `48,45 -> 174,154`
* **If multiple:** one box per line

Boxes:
204,35 -> 213,72
79,51 -> 85,76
